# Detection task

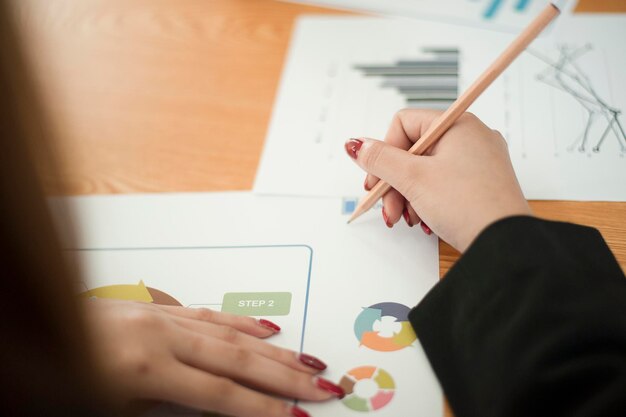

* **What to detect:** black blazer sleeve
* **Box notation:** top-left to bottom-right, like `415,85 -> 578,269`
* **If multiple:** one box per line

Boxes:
409,216 -> 626,417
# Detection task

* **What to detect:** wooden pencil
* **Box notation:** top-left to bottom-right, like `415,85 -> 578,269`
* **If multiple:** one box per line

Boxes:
348,3 -> 560,224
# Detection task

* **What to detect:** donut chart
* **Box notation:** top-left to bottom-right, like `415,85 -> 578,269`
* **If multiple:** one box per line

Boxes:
354,302 -> 416,351
339,366 -> 395,412
80,280 -> 182,306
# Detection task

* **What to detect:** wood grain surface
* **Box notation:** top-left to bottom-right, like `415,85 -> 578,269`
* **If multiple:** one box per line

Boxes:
576,0 -> 626,13
12,1 -> 625,415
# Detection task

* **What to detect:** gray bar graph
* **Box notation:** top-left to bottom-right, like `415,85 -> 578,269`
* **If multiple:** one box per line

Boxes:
354,49 -> 459,109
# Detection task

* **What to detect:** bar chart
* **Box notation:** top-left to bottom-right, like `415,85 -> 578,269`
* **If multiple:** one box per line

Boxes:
354,49 -> 459,110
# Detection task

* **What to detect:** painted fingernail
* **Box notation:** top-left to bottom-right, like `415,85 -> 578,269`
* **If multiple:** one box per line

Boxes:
290,405 -> 311,417
258,319 -> 281,333
403,207 -> 413,227
315,377 -> 345,399
298,353 -> 327,371
345,138 -> 363,159
420,222 -> 432,235
382,208 -> 393,228
364,178 -> 371,191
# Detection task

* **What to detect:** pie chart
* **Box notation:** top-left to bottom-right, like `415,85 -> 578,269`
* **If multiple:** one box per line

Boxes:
80,280 -> 182,306
339,366 -> 395,412
354,302 -> 416,351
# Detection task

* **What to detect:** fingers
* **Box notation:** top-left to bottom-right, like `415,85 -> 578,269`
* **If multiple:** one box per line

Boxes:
158,363 -> 309,417
172,317 -> 324,374
151,304 -> 279,338
353,141 -> 433,231
383,109 -> 423,148
404,202 -> 421,228
364,173 -> 378,192
381,188 -> 405,228
350,109 -> 447,230
363,109 -> 442,192
381,195 -> 427,230
345,138 -> 421,199
174,330 -> 344,402
389,108 -> 444,145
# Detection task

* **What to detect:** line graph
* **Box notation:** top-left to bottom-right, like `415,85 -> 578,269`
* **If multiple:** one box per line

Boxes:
531,44 -> 626,156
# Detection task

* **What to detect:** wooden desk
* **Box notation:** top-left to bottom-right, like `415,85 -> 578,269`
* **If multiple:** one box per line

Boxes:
18,0 -> 625,275
15,0 -> 626,414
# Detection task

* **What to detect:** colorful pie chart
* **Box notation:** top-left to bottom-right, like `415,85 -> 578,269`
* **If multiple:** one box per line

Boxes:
80,280 -> 182,306
339,366 -> 395,412
354,302 -> 416,351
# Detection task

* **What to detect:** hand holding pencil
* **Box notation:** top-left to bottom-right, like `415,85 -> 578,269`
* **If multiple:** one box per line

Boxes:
346,3 -> 560,236
345,110 -> 531,252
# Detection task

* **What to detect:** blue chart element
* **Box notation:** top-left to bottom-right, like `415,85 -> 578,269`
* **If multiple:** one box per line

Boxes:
515,0 -> 532,12
354,306 -> 382,340
484,0 -> 504,19
342,198 -> 357,215
483,0 -> 532,19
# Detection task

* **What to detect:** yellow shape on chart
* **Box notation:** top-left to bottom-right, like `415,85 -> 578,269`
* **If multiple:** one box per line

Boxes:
80,280 -> 153,303
392,321 -> 417,346
374,369 -> 395,390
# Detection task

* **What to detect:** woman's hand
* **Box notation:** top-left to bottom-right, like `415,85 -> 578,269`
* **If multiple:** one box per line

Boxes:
345,109 -> 532,252
85,299 -> 343,417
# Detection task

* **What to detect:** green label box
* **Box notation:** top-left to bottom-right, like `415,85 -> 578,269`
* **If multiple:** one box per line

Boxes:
221,292 -> 292,316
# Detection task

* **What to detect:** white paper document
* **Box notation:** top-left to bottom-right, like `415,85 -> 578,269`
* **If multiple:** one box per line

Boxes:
61,192 -> 442,416
254,17 -> 626,201
502,16 -> 626,200
281,0 -> 577,32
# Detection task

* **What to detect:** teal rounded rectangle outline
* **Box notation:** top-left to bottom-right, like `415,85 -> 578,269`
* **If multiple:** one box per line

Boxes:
69,244 -> 314,352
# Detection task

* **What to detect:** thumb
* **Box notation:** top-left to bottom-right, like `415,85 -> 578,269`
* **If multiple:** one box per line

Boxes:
345,138 -> 420,198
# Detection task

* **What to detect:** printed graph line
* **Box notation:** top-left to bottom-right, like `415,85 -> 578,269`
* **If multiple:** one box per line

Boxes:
531,44 -> 626,155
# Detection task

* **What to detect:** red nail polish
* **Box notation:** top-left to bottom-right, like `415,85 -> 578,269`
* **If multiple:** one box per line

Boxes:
382,208 -> 393,228
290,405 -> 311,417
315,377 -> 345,399
258,319 -> 281,333
345,138 -> 363,159
403,207 -> 413,227
420,222 -> 432,235
298,353 -> 327,371
364,178 -> 371,191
